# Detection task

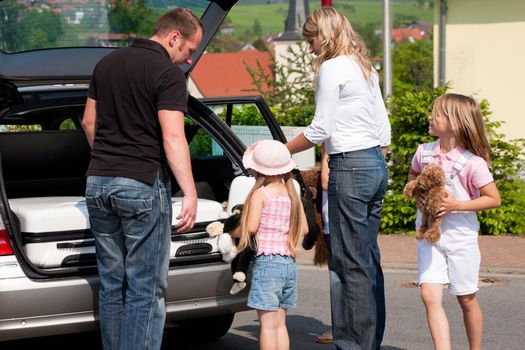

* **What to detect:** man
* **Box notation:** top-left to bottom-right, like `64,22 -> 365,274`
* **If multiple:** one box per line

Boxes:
82,8 -> 202,350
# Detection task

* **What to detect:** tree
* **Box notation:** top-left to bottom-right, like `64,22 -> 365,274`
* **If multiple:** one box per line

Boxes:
394,13 -> 419,28
393,39 -> 433,93
108,0 -> 153,37
252,19 -> 262,36
25,9 -> 65,49
245,43 -> 315,126
0,4 -> 64,52
0,2 -> 30,52
353,21 -> 382,59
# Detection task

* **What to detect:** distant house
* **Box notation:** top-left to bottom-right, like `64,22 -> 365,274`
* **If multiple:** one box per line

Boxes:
434,0 -> 525,140
189,50 -> 273,98
408,20 -> 432,35
88,33 -> 135,47
391,27 -> 429,44
219,23 -> 235,36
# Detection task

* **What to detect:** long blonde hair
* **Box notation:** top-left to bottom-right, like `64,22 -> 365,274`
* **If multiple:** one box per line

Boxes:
432,93 -> 491,163
302,7 -> 373,81
237,172 -> 303,256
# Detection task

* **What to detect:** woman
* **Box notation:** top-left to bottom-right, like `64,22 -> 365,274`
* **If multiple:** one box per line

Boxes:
286,7 -> 391,350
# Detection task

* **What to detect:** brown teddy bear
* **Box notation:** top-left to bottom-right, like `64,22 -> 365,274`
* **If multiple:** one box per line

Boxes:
403,163 -> 448,243
300,167 -> 330,266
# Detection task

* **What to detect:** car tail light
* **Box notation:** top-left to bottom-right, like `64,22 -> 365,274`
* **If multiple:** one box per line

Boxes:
0,229 -> 14,255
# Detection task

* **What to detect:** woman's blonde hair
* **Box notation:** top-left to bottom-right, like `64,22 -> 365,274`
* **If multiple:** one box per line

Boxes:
302,7 -> 373,81
432,93 -> 491,163
237,172 -> 303,256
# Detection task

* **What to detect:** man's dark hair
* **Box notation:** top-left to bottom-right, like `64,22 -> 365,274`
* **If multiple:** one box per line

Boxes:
153,8 -> 204,38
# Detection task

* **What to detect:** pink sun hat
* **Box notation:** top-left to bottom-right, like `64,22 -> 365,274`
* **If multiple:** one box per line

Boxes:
242,140 -> 297,176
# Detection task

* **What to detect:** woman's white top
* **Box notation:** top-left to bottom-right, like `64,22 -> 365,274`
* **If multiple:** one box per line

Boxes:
303,55 -> 391,154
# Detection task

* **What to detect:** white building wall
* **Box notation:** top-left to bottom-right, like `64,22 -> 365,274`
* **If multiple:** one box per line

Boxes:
434,0 -> 525,140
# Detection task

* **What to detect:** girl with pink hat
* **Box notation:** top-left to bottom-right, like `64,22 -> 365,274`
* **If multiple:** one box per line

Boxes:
236,139 -> 308,350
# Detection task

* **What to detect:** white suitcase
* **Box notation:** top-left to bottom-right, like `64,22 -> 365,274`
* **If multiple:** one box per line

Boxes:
9,196 -> 224,268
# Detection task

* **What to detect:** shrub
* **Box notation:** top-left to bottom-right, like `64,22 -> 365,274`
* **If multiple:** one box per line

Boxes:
383,87 -> 525,235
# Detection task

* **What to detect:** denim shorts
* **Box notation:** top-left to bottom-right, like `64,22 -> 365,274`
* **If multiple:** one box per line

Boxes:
247,254 -> 297,311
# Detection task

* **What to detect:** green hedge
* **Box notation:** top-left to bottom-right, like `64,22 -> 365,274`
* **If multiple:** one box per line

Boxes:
383,87 -> 525,235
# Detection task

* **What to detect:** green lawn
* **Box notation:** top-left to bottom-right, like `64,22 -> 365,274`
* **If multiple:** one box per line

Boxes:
228,1 -> 434,36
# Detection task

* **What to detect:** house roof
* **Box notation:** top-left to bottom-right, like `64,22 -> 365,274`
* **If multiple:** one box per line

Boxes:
190,50 -> 273,98
392,27 -> 428,43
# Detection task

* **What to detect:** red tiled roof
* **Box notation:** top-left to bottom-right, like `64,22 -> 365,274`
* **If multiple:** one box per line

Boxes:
191,50 -> 273,97
392,28 -> 427,44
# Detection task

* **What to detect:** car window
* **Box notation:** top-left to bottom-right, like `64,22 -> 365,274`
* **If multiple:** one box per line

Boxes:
212,103 -> 273,148
185,116 -> 231,159
58,119 -> 79,130
0,0 -> 209,53
0,116 -> 81,132
0,124 -> 41,132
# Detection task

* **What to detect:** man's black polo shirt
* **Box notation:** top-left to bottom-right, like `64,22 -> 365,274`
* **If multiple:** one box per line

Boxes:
86,38 -> 187,185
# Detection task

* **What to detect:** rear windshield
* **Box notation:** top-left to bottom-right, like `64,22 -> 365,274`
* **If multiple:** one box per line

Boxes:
0,0 -> 208,53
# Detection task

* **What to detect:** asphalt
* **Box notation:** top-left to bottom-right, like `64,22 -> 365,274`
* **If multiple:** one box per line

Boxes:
296,234 -> 525,275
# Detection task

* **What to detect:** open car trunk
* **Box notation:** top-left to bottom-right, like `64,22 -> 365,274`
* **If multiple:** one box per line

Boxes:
0,95 -> 252,279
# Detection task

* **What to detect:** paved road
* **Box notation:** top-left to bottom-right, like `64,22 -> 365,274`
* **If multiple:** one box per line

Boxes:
6,266 -> 525,349
214,266 -> 525,350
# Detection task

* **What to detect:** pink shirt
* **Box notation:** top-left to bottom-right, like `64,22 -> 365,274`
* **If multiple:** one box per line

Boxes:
411,140 -> 494,199
256,187 -> 292,256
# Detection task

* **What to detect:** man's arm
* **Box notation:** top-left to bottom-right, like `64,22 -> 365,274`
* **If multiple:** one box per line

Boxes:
159,109 -> 197,233
82,97 -> 97,148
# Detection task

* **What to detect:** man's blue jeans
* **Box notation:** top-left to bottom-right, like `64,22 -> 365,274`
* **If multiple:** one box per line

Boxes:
328,146 -> 388,350
85,174 -> 171,350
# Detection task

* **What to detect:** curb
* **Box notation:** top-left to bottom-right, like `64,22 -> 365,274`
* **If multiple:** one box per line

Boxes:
297,261 -> 525,276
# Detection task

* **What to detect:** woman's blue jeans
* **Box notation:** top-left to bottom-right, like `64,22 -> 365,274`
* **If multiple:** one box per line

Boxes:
328,146 -> 388,350
86,173 -> 172,350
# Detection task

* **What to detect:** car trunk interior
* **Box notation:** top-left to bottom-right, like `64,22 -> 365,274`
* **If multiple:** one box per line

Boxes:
0,108 -> 239,277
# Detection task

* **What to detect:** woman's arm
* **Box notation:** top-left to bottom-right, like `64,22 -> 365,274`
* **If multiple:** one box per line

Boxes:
439,181 -> 501,215
288,61 -> 340,154
287,133 -> 316,154
321,145 -> 329,192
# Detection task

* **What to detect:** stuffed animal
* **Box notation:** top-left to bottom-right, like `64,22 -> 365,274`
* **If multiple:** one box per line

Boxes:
403,163 -> 448,243
206,205 -> 256,295
300,168 -> 330,266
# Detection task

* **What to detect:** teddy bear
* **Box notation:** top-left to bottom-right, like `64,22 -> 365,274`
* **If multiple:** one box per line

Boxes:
206,204 -> 256,295
299,167 -> 330,266
403,163 -> 448,243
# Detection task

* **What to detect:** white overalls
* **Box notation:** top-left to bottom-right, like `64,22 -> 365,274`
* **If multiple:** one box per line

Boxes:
417,143 -> 481,295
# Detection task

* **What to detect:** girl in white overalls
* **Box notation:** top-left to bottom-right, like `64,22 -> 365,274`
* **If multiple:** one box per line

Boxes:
407,94 -> 501,350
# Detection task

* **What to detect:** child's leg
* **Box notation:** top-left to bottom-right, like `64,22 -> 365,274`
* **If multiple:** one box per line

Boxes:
457,293 -> 483,350
277,308 -> 289,350
257,310 -> 279,350
421,283 -> 451,350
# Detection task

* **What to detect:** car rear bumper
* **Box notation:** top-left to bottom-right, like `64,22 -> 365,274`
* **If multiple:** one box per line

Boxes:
0,258 -> 248,341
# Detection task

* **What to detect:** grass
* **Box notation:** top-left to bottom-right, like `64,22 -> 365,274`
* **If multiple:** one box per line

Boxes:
228,1 -> 434,36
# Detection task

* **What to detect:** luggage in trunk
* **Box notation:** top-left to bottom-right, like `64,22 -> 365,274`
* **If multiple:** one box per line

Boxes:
9,196 -> 224,268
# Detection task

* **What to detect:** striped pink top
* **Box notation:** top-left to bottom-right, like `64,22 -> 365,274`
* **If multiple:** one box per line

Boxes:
256,187 -> 292,256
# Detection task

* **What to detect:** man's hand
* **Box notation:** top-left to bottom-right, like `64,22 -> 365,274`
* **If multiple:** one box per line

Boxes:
175,195 -> 197,233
